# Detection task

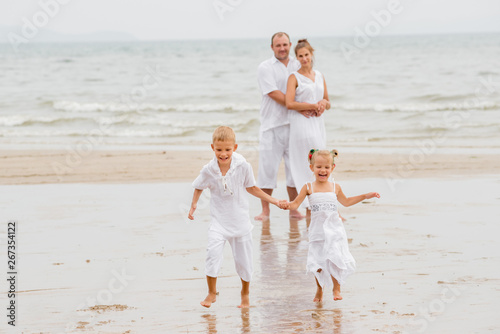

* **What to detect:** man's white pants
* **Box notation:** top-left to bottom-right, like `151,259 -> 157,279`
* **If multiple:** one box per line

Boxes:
257,124 -> 294,189
205,230 -> 253,282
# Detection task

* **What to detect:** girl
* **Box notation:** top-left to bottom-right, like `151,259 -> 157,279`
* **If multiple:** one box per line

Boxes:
281,149 -> 380,301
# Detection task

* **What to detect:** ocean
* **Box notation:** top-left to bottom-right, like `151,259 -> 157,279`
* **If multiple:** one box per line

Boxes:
1,33 -> 499,153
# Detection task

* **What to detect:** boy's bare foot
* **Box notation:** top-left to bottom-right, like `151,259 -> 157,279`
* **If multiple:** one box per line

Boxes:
238,293 -> 250,308
289,209 -> 305,220
333,286 -> 343,301
200,292 -> 217,308
313,286 -> 323,302
254,211 -> 270,221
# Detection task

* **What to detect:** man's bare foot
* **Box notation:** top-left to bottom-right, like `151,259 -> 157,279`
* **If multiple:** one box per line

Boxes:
313,286 -> 323,302
200,292 -> 217,308
339,213 -> 347,222
333,286 -> 343,301
254,212 -> 270,221
238,294 -> 250,308
289,209 -> 305,220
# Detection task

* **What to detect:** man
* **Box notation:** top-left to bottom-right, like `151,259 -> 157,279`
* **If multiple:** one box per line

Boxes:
255,32 -> 304,221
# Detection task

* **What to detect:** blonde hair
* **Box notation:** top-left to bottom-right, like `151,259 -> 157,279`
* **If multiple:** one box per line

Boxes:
212,126 -> 236,143
308,149 -> 338,165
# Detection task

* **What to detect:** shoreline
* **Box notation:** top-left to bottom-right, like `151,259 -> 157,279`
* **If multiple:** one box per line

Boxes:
1,149 -> 499,185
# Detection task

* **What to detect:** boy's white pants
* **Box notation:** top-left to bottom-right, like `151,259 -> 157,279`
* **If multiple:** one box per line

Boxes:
205,230 -> 253,282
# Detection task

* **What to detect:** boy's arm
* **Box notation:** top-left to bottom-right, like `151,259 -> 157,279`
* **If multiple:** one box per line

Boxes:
246,186 -> 279,206
287,184 -> 309,210
188,189 -> 203,220
336,184 -> 380,207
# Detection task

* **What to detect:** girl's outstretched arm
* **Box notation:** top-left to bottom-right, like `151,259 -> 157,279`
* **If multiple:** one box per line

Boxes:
336,184 -> 380,207
287,184 -> 309,210
246,186 -> 279,206
188,189 -> 203,220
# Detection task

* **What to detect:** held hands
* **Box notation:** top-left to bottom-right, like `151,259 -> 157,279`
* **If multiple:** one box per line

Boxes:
317,99 -> 328,116
278,200 -> 290,210
299,101 -> 328,118
299,109 -> 315,118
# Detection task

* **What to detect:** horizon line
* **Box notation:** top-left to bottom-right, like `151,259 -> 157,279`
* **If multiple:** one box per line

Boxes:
1,30 -> 499,45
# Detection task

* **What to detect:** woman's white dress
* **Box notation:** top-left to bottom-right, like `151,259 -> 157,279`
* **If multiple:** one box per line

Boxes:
288,70 -> 327,207
307,182 -> 356,287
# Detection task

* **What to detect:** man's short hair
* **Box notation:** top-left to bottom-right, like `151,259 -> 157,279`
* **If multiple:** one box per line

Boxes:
212,126 -> 236,143
271,32 -> 290,46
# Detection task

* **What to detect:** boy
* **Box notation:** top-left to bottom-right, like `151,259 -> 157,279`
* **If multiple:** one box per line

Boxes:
188,126 -> 283,308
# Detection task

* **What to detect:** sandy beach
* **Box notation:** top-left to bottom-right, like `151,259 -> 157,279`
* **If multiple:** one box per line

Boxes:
1,150 -> 500,333
1,149 -> 499,184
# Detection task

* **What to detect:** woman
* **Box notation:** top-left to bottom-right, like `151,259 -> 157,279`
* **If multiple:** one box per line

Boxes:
286,39 -> 331,210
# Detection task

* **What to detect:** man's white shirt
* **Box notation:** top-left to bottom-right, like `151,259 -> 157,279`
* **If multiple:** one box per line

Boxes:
257,56 -> 301,132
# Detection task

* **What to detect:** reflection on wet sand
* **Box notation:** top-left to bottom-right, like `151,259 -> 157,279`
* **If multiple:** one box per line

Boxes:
201,313 -> 217,334
259,218 -> 280,285
248,216 -> 354,332
241,308 -> 251,333
333,308 -> 343,333
288,217 -> 302,240
201,308 -> 254,334
310,305 -> 344,334
286,217 -> 302,276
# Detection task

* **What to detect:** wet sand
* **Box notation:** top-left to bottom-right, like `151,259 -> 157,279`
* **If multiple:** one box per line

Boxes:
1,149 -> 499,184
1,177 -> 499,333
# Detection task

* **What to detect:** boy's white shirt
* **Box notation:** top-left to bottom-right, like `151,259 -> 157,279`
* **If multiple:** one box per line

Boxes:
192,152 -> 255,238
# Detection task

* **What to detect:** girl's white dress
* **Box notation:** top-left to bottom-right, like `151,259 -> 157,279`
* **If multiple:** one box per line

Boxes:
288,70 -> 327,207
306,181 -> 356,287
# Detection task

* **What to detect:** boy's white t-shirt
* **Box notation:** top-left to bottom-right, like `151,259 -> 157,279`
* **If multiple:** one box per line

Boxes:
192,152 -> 255,238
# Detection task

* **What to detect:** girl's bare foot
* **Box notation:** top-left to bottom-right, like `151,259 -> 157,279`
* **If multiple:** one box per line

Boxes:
333,286 -> 343,301
200,292 -> 217,308
313,286 -> 323,302
331,276 -> 342,300
238,293 -> 250,308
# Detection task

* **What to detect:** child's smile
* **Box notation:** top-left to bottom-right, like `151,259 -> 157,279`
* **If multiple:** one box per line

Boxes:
211,140 -> 238,168
310,155 -> 334,182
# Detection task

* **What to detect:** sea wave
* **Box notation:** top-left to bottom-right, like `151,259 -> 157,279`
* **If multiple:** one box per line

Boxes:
52,101 -> 260,113
334,101 -> 500,112
0,114 -> 259,129
50,100 -> 500,115
409,93 -> 476,103
0,127 -> 191,138
0,115 -> 89,127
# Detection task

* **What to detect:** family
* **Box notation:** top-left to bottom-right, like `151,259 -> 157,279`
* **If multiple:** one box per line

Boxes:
188,32 -> 380,308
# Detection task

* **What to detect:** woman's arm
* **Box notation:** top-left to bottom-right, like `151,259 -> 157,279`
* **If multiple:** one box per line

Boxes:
247,186 -> 279,206
285,75 -> 319,111
322,76 -> 331,110
188,188 -> 203,220
287,184 -> 309,210
317,76 -> 331,116
336,184 -> 380,207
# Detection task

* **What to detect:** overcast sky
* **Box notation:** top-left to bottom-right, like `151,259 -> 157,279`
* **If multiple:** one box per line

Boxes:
1,0 -> 500,41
